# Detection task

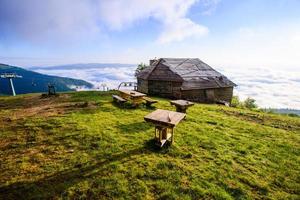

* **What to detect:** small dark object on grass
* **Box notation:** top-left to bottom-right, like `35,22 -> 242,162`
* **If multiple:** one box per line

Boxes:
48,84 -> 56,95
40,93 -> 59,98
184,153 -> 193,158
75,101 -> 89,108
91,142 -> 100,149
75,163 -> 83,168
206,121 -> 218,125
4,117 -> 12,122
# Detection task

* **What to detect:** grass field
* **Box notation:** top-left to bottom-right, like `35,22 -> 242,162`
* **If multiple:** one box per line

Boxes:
0,91 -> 299,199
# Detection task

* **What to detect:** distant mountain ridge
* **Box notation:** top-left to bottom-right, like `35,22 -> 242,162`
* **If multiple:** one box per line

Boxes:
267,108 -> 300,116
0,63 -> 93,95
29,63 -> 136,71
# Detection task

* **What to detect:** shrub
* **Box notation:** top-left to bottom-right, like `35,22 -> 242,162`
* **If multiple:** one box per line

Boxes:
243,97 -> 257,109
231,96 -> 242,108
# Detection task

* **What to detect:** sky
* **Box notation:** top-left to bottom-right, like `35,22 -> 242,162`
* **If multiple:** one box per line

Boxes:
0,0 -> 300,109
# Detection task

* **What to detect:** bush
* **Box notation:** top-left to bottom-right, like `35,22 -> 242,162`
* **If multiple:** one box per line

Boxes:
231,96 -> 258,110
231,96 -> 242,108
288,113 -> 299,118
243,97 -> 257,109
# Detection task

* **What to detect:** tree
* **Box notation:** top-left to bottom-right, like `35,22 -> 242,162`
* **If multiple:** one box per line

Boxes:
135,63 -> 147,77
243,97 -> 258,109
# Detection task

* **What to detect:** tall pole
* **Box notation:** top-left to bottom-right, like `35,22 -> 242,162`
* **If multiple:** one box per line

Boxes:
9,78 -> 16,96
1,73 -> 22,96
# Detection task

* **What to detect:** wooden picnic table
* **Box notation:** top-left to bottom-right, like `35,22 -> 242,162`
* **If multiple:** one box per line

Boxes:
170,100 -> 194,113
119,90 -> 146,107
144,109 -> 186,147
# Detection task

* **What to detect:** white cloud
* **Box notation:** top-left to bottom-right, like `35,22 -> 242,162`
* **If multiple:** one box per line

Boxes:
98,0 -> 210,43
200,0 -> 221,15
0,0 -> 100,43
0,0 -> 212,44
35,65 -> 136,90
157,18 -> 208,44
218,67 -> 300,109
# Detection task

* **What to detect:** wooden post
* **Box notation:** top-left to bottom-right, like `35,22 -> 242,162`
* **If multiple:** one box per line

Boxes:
171,128 -> 174,144
159,127 -> 162,142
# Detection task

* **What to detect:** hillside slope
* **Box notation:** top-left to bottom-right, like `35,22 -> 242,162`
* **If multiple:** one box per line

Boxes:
0,64 -> 93,95
0,91 -> 299,199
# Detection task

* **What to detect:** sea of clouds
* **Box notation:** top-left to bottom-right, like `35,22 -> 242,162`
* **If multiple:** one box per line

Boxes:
33,65 -> 300,109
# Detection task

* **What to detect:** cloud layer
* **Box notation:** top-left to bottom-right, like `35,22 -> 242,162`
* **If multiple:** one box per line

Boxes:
33,65 -> 300,109
219,67 -> 300,109
0,0 -> 210,44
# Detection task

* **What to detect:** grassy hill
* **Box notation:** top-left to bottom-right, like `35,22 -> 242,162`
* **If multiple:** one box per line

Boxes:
0,63 -> 93,95
0,91 -> 299,199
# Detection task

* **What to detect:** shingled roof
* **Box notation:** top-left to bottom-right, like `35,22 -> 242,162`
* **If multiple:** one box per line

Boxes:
137,58 -> 236,90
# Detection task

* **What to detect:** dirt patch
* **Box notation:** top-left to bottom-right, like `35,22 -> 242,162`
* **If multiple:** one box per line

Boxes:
4,100 -> 100,121
0,94 -> 71,110
0,139 -> 11,150
219,109 -> 299,131
221,109 -> 264,124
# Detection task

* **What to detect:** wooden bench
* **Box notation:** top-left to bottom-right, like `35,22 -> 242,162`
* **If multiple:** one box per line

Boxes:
143,97 -> 158,107
112,95 -> 127,105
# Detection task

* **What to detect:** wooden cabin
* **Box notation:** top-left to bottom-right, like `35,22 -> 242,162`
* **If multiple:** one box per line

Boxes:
137,58 -> 237,104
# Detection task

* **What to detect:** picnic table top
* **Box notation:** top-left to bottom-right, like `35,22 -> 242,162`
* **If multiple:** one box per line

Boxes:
170,100 -> 194,107
144,109 -> 186,127
119,90 -> 146,97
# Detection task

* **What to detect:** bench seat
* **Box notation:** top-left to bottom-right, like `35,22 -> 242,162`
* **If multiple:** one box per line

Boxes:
112,95 -> 127,104
143,97 -> 158,107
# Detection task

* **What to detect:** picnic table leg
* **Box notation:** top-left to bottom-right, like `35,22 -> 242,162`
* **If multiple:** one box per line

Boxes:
171,128 -> 174,144
159,127 -> 162,142
132,97 -> 142,108
176,105 -> 187,113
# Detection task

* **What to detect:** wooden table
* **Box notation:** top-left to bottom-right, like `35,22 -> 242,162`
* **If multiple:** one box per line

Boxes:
119,90 -> 146,107
144,109 -> 186,147
170,100 -> 194,113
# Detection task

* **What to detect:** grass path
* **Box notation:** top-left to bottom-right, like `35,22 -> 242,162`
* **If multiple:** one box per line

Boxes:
0,91 -> 299,199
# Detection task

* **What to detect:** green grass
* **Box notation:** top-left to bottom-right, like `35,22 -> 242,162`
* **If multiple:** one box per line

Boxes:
0,91 -> 299,199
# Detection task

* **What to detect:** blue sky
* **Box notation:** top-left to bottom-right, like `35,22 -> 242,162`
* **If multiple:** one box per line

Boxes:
0,0 -> 300,67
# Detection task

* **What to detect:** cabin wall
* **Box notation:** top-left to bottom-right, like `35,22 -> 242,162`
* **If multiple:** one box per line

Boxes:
181,89 -> 207,102
214,87 -> 233,103
147,80 -> 182,98
181,87 -> 233,103
137,79 -> 148,94
148,80 -> 172,97
138,77 -> 234,104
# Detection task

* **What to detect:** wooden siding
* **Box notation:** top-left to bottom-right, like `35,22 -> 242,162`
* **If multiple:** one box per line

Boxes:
181,87 -> 233,103
137,76 -> 234,104
214,87 -> 233,103
181,89 -> 206,102
137,79 -> 148,94
148,80 -> 172,97
148,64 -> 182,81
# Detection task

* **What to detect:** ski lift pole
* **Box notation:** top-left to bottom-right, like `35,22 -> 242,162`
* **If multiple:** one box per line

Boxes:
9,78 -> 16,96
0,73 -> 22,96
